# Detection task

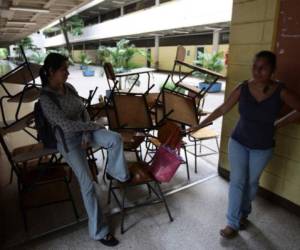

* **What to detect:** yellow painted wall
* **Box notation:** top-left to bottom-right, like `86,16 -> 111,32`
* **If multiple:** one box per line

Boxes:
72,45 -> 229,74
150,45 -> 229,73
72,50 -> 97,64
219,0 -> 300,206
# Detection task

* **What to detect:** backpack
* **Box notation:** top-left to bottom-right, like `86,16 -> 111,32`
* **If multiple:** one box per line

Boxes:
34,89 -> 72,152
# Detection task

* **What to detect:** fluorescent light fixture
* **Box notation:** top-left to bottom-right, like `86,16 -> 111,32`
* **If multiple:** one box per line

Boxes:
172,30 -> 189,34
42,0 -> 105,30
204,26 -> 222,31
148,33 -> 164,36
98,7 -> 110,10
9,6 -> 50,13
7,21 -> 36,25
112,1 -> 125,4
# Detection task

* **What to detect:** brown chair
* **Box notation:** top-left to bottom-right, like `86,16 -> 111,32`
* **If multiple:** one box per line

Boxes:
170,46 -> 225,111
0,130 -> 79,231
107,161 -> 173,234
103,62 -> 131,94
159,88 -> 219,174
144,121 -> 190,181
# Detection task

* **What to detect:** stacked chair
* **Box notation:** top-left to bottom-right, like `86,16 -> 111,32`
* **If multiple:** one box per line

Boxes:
0,48 -> 80,231
104,89 -> 174,234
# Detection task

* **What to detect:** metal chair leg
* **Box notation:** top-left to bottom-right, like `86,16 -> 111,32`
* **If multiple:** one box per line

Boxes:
155,182 -> 173,222
102,154 -> 109,185
194,140 -> 198,173
183,145 -> 190,181
121,187 -> 127,234
215,138 -> 220,152
65,178 -> 79,220
107,180 -> 113,204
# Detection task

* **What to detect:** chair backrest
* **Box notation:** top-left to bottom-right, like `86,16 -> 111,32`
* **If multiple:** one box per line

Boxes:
104,62 -> 116,81
111,92 -> 153,130
163,89 -> 199,127
157,121 -> 182,149
103,62 -> 117,91
0,129 -> 19,176
176,46 -> 186,62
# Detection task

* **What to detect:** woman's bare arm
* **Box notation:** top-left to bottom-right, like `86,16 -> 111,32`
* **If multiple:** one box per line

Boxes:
275,89 -> 300,128
190,84 -> 242,131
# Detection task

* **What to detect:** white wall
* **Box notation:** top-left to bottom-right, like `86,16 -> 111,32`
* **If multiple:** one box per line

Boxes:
45,0 -> 232,48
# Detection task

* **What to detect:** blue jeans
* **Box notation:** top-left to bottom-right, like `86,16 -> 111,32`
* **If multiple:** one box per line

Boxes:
57,128 -> 129,240
227,138 -> 273,230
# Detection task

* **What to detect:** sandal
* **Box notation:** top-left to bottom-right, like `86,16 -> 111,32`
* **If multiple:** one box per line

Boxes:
220,226 -> 238,239
99,233 -> 119,247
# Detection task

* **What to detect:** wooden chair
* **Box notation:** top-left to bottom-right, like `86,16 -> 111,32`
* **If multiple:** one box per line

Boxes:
144,121 -> 190,181
107,161 -> 173,234
0,129 -> 79,231
160,88 -> 219,173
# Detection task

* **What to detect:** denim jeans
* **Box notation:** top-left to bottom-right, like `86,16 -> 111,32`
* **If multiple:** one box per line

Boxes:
57,128 -> 129,240
227,138 -> 273,230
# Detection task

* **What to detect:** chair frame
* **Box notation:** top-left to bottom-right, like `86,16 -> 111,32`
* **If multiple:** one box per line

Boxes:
107,162 -> 173,234
0,131 -> 79,231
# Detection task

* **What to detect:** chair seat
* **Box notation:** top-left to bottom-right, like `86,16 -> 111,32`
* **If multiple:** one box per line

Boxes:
2,112 -> 34,134
177,82 -> 200,94
21,163 -> 70,186
198,109 -> 211,116
12,143 -> 58,163
7,86 -> 41,103
146,93 -> 159,108
121,131 -> 145,150
127,161 -> 153,185
190,127 -> 218,140
149,137 -> 185,148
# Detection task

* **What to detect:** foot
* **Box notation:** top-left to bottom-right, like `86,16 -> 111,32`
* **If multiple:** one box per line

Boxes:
220,225 -> 238,239
99,233 -> 119,247
239,217 -> 250,230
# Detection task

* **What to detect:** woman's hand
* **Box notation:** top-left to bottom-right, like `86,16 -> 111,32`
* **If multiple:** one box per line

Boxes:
274,110 -> 300,130
81,132 -> 92,149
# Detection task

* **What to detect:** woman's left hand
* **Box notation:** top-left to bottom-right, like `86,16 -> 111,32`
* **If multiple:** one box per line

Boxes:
81,132 -> 91,149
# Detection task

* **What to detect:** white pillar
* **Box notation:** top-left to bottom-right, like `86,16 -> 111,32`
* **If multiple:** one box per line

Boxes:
155,0 -> 160,6
120,6 -> 124,16
212,29 -> 220,53
154,35 -> 159,69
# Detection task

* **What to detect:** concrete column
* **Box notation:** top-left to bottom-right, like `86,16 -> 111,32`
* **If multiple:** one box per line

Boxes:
212,29 -> 221,53
155,0 -> 160,6
154,35 -> 160,69
120,6 -> 124,16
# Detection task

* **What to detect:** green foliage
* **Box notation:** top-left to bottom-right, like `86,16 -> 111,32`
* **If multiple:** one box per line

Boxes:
160,81 -> 185,94
97,39 -> 146,70
0,48 -> 8,59
193,51 -> 224,82
97,46 -> 110,66
66,15 -> 84,36
17,37 -> 33,49
30,51 -> 47,64
79,52 -> 92,65
43,27 -> 60,37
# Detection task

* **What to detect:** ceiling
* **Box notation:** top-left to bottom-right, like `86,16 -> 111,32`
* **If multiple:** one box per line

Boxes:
0,0 -> 90,46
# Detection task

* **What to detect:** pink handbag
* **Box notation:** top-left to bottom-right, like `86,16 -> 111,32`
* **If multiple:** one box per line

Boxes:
149,144 -> 183,183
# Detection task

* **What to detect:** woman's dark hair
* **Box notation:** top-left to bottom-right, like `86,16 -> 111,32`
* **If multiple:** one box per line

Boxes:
254,50 -> 277,72
39,53 -> 68,87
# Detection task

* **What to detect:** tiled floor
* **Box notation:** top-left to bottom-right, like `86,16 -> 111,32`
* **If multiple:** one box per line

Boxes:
1,62 -> 228,249
13,176 -> 300,250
